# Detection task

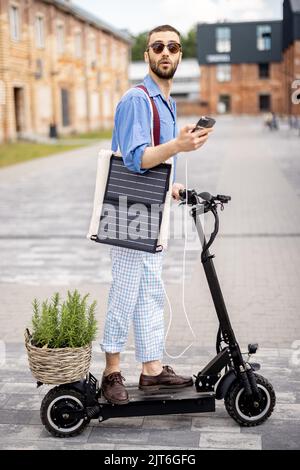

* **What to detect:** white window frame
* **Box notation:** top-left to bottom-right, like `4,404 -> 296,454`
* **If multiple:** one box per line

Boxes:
9,3 -> 21,41
35,14 -> 45,49
101,37 -> 109,66
56,22 -> 65,55
121,47 -> 128,71
216,27 -> 231,53
89,34 -> 97,62
74,30 -> 82,58
257,25 -> 272,51
216,64 -> 231,82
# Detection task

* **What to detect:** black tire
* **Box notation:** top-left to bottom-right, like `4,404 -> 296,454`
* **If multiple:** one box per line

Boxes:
225,373 -> 276,427
40,387 -> 89,438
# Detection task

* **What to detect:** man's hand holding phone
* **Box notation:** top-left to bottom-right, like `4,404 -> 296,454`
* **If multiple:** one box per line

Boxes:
192,116 -> 216,132
176,117 -> 215,153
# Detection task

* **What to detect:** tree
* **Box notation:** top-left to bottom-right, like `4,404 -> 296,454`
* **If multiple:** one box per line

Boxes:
181,26 -> 197,58
131,32 -> 148,61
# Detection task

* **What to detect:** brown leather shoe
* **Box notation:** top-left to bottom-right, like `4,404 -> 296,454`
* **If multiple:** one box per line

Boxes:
139,365 -> 193,391
101,372 -> 129,405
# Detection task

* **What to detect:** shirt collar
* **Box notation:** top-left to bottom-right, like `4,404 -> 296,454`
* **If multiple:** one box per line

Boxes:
143,74 -> 175,105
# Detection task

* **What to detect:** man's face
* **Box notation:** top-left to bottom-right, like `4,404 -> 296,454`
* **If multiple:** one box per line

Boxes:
144,31 -> 182,80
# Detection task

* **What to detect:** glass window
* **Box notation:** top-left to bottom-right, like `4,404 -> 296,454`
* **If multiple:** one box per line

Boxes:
258,63 -> 270,79
74,31 -> 82,58
216,27 -> 231,53
111,42 -> 120,68
61,88 -> 70,126
10,5 -> 20,41
101,37 -> 109,66
218,95 -> 231,113
35,58 -> 43,79
216,64 -> 231,82
56,23 -> 64,55
259,94 -> 271,111
122,48 -> 129,71
257,25 -> 271,51
90,35 -> 97,63
35,16 -> 45,48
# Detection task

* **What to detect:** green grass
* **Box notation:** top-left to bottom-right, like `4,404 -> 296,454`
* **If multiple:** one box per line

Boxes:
0,129 -> 113,168
66,129 -> 113,140
0,141 -> 86,168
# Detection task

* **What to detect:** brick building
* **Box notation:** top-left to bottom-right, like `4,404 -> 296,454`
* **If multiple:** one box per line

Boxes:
0,0 -> 131,143
197,0 -> 300,116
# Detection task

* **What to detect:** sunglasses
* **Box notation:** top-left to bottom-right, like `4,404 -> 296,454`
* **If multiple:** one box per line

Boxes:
147,41 -> 182,54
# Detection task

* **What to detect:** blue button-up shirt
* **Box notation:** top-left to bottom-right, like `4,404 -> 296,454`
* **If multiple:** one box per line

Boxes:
112,74 -> 178,183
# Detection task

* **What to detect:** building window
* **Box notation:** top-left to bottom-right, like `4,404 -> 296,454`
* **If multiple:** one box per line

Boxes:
258,63 -> 270,79
122,48 -> 128,71
103,88 -> 111,118
56,23 -> 65,55
257,25 -> 271,51
9,5 -> 20,41
61,89 -> 70,126
35,59 -> 43,79
216,27 -> 231,53
74,31 -> 82,58
111,42 -> 117,68
216,64 -> 231,82
218,95 -> 231,113
90,35 -> 97,67
35,15 -> 45,48
259,94 -> 271,111
101,37 -> 109,66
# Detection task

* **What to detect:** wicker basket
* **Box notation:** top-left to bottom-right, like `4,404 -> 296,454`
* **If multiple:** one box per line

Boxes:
24,329 -> 92,385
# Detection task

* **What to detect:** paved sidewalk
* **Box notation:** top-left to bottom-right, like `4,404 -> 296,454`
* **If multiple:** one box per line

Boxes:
0,116 -> 299,449
0,343 -> 299,450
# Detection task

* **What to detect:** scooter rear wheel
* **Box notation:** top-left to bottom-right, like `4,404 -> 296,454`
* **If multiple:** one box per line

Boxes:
224,373 -> 276,427
40,386 -> 89,438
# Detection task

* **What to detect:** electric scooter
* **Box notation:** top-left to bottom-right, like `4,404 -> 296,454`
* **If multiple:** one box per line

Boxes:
39,189 -> 276,437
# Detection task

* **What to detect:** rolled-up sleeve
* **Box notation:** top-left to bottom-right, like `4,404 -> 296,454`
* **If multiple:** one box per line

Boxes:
113,94 -> 152,174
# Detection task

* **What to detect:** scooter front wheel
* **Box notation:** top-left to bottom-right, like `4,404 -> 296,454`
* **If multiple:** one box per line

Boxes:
224,373 -> 276,427
40,386 -> 89,438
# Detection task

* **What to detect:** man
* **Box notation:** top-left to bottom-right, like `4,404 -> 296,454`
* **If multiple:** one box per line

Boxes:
100,25 -> 213,404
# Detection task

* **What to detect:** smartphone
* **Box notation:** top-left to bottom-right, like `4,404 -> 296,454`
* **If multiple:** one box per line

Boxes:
192,116 -> 216,132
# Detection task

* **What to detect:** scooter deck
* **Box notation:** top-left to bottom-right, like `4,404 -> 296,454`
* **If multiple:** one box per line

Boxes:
97,385 -> 215,420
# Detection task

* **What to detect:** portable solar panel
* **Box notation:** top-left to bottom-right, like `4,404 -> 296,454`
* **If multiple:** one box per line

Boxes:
91,155 -> 172,253
88,84 -> 173,253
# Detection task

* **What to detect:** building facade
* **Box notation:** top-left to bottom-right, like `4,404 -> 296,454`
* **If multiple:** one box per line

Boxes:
0,0 -> 131,143
197,20 -> 283,115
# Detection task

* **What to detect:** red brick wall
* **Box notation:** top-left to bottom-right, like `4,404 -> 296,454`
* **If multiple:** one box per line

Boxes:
200,62 -> 284,115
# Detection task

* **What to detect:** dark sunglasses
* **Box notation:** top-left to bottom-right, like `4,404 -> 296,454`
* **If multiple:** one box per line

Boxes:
147,41 -> 182,54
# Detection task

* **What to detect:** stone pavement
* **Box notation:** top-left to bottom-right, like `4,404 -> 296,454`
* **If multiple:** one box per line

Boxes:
0,116 -> 299,449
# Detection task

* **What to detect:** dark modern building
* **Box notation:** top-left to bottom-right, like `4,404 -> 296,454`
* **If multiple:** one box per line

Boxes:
197,0 -> 300,116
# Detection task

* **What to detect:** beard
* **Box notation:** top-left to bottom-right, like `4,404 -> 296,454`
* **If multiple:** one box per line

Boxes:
149,58 -> 179,80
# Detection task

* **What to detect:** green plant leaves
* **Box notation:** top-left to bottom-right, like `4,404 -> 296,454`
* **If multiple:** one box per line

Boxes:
30,290 -> 97,348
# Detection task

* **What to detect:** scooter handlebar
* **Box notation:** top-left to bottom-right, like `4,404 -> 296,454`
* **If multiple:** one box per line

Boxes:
179,189 -> 231,205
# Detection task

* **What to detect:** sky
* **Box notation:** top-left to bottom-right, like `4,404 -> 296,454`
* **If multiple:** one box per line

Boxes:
73,0 -> 284,35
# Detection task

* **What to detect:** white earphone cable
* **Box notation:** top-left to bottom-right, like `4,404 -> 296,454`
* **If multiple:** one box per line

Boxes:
162,153 -> 197,359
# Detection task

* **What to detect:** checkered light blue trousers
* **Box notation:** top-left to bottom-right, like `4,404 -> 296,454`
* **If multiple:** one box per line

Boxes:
100,246 -> 165,363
